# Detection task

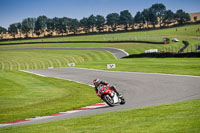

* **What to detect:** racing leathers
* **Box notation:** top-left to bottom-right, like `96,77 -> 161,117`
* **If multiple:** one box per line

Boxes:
94,81 -> 120,96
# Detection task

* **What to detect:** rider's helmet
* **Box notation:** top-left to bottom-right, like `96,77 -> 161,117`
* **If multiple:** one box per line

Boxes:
93,78 -> 100,87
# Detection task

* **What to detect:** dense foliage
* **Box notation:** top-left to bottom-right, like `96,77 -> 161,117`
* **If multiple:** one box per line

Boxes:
1,3 -> 191,38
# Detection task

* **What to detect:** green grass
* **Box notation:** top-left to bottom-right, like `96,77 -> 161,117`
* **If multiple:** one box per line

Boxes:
0,48 -> 199,75
0,43 -> 108,49
0,42 -> 197,55
0,71 -> 101,123
2,99 -> 200,133
1,24 -> 200,54
77,58 -> 200,76
0,49 -> 199,76
0,50 -> 115,70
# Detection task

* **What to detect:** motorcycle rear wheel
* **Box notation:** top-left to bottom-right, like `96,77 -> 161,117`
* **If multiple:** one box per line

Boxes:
103,94 -> 115,107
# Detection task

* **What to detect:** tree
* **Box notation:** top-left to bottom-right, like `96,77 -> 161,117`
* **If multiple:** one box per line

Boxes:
16,23 -> 22,38
175,9 -> 190,25
134,11 -> 145,29
0,26 -> 7,39
8,23 -> 18,38
148,8 -> 157,28
62,17 -> 71,34
106,13 -> 120,31
96,15 -> 105,32
0,26 -> 7,34
22,19 -> 30,37
163,10 -> 175,26
35,31 -> 41,37
68,19 -> 80,34
80,17 -> 89,33
120,10 -> 133,31
141,9 -> 150,28
141,8 -> 157,28
46,18 -> 57,36
88,15 -> 96,32
47,18 -> 54,32
52,17 -> 60,35
47,17 -> 71,36
56,17 -> 70,35
35,15 -> 48,36
151,3 -> 166,27
193,16 -> 197,22
22,18 -> 36,37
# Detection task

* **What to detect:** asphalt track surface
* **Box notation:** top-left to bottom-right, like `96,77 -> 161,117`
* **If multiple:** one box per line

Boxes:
2,67 -> 200,127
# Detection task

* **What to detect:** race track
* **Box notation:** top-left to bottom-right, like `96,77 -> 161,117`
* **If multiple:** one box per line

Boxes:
2,67 -> 199,127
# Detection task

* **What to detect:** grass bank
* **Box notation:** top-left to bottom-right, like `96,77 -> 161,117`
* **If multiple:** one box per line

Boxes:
0,50 -> 115,70
2,99 -> 200,133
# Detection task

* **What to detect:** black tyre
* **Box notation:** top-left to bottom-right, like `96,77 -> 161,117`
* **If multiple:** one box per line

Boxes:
120,96 -> 126,105
103,94 -> 115,107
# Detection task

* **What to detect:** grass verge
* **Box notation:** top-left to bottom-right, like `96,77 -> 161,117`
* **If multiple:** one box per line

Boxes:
77,58 -> 200,76
0,71 -> 101,123
2,99 -> 200,133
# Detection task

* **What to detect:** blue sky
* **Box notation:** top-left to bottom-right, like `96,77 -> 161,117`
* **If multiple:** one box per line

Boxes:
1,0 -> 200,28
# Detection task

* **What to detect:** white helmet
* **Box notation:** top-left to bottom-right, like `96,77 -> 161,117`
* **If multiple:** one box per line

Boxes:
93,78 -> 100,86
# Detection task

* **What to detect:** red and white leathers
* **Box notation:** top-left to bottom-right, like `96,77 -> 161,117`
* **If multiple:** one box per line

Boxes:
94,81 -> 108,95
93,79 -> 120,96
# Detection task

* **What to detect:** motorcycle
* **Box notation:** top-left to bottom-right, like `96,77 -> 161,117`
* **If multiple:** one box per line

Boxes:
98,85 -> 125,107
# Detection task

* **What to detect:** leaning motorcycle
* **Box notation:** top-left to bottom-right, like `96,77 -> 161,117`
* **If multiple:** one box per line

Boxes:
98,85 -> 125,107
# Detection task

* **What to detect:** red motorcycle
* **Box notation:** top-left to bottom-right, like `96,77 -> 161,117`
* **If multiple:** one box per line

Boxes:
98,85 -> 125,107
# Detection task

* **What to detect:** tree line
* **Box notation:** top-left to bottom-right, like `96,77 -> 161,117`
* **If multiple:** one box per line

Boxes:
0,3 -> 191,39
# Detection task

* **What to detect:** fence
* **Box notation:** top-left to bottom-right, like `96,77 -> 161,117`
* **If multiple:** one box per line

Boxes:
159,44 -> 200,53
103,35 -> 163,42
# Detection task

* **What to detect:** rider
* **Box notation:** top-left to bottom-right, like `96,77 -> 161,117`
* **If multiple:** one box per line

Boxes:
93,78 -> 121,97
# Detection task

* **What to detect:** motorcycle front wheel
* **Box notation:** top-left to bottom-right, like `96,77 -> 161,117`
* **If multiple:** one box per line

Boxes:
120,96 -> 126,105
103,94 -> 114,107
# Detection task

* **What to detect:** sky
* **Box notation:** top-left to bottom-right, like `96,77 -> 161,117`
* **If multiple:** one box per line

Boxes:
1,0 -> 200,29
